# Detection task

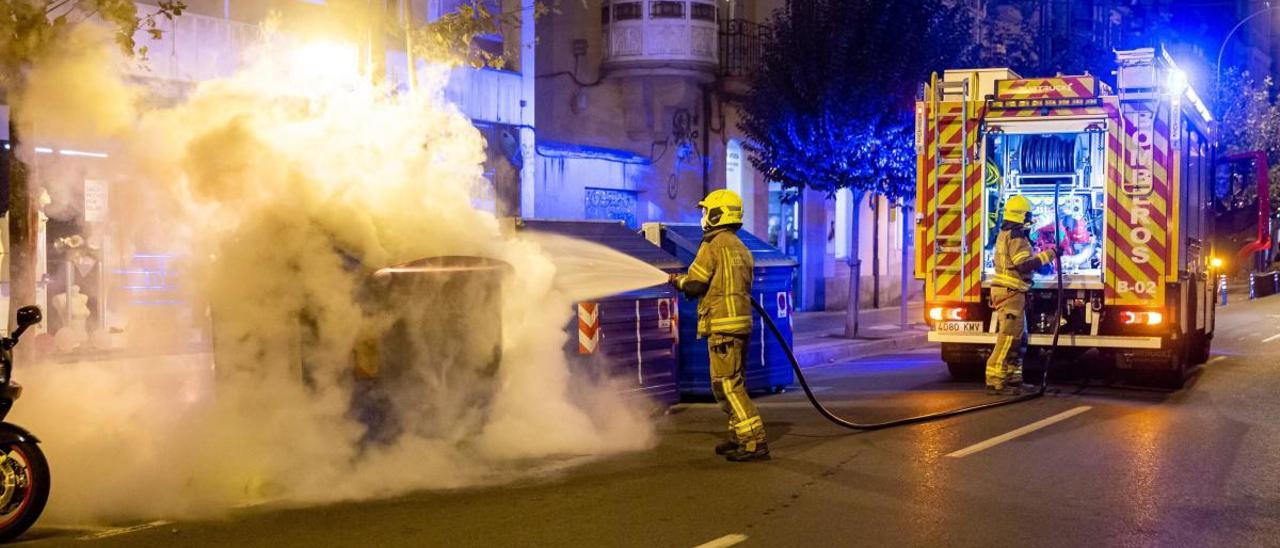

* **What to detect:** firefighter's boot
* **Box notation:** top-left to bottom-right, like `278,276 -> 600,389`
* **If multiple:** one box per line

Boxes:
725,442 -> 770,462
715,440 -> 738,456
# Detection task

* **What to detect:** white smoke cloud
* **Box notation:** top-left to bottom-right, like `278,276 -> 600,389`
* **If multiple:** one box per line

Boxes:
8,21 -> 662,525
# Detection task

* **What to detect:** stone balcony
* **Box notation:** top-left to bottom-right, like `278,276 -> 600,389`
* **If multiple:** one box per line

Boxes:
601,0 -> 719,81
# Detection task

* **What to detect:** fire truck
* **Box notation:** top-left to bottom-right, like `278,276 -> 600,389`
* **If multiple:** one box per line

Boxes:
914,48 -> 1217,388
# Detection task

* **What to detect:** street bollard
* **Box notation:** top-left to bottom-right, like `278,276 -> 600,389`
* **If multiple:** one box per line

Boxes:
1250,272 -> 1256,299
1219,274 -> 1228,306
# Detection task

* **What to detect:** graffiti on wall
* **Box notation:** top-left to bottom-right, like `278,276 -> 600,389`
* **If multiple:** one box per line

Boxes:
585,187 -> 639,228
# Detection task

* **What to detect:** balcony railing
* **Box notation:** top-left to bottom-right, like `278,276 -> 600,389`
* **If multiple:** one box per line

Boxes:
719,19 -> 767,77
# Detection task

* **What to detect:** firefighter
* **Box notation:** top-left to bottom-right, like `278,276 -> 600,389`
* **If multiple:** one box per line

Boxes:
987,195 -> 1057,395
670,189 -> 769,462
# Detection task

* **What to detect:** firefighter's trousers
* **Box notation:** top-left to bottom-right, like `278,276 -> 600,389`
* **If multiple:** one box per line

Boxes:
985,287 -> 1028,387
708,334 -> 766,450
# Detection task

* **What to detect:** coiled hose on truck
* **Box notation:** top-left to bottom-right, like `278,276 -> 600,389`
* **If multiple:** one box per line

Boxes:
749,184 -> 1066,431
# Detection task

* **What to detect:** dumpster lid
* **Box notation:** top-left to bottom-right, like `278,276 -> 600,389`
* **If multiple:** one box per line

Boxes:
376,256 -> 511,276
662,224 -> 797,268
514,219 -> 684,271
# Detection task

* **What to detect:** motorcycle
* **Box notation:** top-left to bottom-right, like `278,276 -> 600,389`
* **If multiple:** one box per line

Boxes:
0,306 -> 48,542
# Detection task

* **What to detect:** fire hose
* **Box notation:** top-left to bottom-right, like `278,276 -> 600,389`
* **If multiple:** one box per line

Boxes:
747,186 -> 1066,431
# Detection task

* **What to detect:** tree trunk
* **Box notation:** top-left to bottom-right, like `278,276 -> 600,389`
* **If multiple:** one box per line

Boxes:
872,193 -> 880,309
843,189 -> 865,338
7,117 -> 36,336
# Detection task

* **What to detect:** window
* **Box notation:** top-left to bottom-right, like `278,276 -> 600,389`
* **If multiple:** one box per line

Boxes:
614,2 -> 642,20
691,2 -> 715,21
650,1 -> 684,19
602,5 -> 610,24
726,138 -> 749,231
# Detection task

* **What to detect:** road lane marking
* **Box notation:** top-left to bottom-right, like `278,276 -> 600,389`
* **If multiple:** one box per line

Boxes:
1263,333 -> 1280,343
78,520 -> 172,540
1209,356 -> 1226,364
695,534 -> 749,548
946,406 -> 1092,458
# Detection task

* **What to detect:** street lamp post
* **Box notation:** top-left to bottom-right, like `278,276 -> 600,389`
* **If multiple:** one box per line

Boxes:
1215,5 -> 1278,112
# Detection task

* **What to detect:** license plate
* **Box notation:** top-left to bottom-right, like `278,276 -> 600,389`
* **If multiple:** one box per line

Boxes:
937,321 -> 984,333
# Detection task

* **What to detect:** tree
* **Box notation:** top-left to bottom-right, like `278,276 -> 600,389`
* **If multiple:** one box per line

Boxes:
739,0 -> 974,337
976,2 -> 1039,73
1,1 -> 184,332
1208,68 -> 1280,274
1217,69 -> 1280,186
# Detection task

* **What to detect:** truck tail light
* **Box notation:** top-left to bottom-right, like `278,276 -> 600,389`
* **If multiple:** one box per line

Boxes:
1120,309 -> 1164,326
927,305 -> 966,322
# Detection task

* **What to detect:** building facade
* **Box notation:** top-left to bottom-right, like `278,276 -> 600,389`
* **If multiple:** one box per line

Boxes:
533,0 -> 920,312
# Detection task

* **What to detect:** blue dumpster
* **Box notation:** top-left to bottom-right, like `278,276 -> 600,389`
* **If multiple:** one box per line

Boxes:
642,223 -> 797,398
514,219 -> 682,406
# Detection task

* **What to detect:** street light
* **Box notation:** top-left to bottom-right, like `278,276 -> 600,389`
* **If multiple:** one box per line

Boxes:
1215,4 -> 1277,112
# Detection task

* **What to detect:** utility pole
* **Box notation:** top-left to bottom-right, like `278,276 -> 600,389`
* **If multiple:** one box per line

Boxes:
6,115 -> 35,338
402,0 -> 416,95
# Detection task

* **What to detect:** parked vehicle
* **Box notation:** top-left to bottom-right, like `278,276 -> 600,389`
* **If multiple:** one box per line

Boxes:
0,306 -> 49,541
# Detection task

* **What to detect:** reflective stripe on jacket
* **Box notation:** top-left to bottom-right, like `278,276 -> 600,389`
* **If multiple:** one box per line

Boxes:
991,226 -> 1052,291
677,228 -> 754,337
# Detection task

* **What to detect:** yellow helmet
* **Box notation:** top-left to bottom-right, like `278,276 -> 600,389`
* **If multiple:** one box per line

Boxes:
1003,195 -> 1034,224
699,189 -> 745,229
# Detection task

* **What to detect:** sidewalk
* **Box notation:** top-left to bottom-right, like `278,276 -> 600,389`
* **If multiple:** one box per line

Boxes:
790,301 -> 930,368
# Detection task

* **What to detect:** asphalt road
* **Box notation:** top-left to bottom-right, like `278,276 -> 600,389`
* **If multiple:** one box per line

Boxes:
20,296 -> 1280,547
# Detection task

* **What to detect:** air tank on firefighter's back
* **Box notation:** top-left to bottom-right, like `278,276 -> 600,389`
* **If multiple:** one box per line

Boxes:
359,256 -> 511,441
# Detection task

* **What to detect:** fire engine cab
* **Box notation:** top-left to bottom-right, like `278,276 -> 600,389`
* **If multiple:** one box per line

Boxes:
914,48 -> 1217,388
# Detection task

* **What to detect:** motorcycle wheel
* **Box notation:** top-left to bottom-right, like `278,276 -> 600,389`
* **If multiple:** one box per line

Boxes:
0,441 -> 49,542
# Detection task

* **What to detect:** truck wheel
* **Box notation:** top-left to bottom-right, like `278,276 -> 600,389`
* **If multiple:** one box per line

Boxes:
1190,333 -> 1212,365
1154,345 -> 1188,390
946,360 -> 984,381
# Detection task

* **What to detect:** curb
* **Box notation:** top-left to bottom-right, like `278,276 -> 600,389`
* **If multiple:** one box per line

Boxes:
793,331 -> 931,368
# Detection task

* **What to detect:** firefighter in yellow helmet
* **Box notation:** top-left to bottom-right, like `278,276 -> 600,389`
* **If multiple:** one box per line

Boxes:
987,195 -> 1057,395
670,189 -> 768,462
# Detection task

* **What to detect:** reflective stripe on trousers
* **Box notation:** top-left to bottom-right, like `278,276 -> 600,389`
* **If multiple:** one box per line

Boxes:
985,287 -> 1028,386
708,334 -> 766,449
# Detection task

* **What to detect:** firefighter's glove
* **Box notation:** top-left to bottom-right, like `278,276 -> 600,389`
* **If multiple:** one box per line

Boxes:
668,273 -> 681,288
1035,248 -> 1058,264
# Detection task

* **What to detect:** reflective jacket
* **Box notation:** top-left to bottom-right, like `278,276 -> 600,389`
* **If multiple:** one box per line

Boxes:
990,223 -> 1054,292
675,227 -> 754,337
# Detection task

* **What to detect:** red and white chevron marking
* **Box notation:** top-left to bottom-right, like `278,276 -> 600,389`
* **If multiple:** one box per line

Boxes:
578,302 -> 600,354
